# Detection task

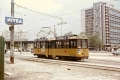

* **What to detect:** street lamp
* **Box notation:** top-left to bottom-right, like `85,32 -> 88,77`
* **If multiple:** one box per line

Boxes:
57,19 -> 67,36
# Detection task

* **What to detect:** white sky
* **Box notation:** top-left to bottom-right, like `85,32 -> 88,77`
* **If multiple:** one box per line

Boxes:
0,0 -> 120,40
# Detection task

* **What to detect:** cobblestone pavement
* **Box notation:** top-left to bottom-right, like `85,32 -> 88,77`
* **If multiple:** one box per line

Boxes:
4,57 -> 120,80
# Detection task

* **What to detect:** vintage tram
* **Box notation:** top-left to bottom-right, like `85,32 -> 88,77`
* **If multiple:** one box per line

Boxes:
33,35 -> 89,60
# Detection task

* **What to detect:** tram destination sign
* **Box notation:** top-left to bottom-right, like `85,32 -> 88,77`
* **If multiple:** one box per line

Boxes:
5,17 -> 23,25
55,36 -> 68,40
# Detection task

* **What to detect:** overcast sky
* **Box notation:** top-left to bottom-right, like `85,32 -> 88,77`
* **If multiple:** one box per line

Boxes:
0,0 -> 120,40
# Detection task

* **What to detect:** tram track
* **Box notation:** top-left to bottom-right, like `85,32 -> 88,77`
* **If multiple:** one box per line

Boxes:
19,57 -> 120,72
86,59 -> 120,66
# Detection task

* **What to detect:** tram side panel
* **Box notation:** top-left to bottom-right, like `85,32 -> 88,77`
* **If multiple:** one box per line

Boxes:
33,48 -> 49,57
54,48 -> 76,57
48,48 -> 55,58
54,48 -> 88,58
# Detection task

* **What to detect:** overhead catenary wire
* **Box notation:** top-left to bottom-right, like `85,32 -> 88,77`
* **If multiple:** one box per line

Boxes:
1,2 -> 83,29
14,2 -> 62,19
13,0 -> 120,27
13,2 -> 82,26
25,20 -> 84,32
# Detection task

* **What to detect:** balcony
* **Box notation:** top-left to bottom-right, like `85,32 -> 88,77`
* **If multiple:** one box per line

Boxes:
105,25 -> 109,27
106,31 -> 109,33
105,19 -> 109,21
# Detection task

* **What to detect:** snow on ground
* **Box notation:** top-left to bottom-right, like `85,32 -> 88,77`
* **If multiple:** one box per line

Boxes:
4,57 -> 120,80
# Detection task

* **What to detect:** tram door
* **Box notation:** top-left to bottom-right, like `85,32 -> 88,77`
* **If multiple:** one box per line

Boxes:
40,41 -> 48,57
48,41 -> 55,58
81,39 -> 89,56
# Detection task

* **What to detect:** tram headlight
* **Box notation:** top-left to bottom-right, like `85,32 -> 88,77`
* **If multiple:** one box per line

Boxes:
77,49 -> 81,54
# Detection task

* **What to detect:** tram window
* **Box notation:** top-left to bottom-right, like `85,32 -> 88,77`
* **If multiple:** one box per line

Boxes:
77,40 -> 81,48
40,42 -> 42,48
53,42 -> 56,48
74,40 -> 77,48
48,42 -> 50,48
82,39 -> 87,48
37,42 -> 40,48
45,42 -> 48,48
70,40 -> 77,48
34,42 -> 37,48
67,41 -> 69,48
40,42 -> 45,48
63,41 -> 67,48
60,41 -> 63,48
56,41 -> 59,48
49,41 -> 55,48
70,40 -> 73,48
56,41 -> 62,48
52,41 -> 55,48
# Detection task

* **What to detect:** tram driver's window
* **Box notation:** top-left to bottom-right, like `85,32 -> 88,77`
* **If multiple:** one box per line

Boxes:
34,42 -> 37,48
77,40 -> 81,48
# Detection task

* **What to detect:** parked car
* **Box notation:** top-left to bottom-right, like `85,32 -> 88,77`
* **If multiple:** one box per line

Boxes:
112,49 -> 120,56
31,48 -> 33,53
14,49 -> 18,52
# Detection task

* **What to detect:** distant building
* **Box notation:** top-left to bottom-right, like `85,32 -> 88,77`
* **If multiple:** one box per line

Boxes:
3,30 -> 28,41
81,2 -> 120,49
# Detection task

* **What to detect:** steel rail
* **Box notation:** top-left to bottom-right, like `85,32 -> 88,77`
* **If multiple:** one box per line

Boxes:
19,57 -> 120,72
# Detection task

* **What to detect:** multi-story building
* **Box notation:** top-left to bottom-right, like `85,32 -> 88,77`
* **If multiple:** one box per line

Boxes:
81,2 -> 120,50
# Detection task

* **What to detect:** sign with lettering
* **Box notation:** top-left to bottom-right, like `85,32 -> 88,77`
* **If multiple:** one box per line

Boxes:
5,17 -> 23,25
55,36 -> 68,40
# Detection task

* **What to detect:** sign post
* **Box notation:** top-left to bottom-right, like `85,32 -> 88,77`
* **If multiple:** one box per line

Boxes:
5,0 -> 23,64
10,0 -> 14,64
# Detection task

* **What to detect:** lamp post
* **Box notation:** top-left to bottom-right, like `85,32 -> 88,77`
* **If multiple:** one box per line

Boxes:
60,18 -> 62,36
57,19 -> 67,36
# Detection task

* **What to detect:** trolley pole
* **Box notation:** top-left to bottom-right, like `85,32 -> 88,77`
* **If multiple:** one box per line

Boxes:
10,0 -> 14,64
61,18 -> 62,36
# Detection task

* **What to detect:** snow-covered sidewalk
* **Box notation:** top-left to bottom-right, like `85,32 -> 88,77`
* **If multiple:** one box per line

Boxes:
4,57 -> 120,80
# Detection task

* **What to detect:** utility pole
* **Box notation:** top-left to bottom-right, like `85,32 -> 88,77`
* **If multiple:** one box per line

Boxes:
18,26 -> 19,52
20,30 -> 22,54
10,0 -> 14,63
54,25 -> 56,37
61,19 -> 62,36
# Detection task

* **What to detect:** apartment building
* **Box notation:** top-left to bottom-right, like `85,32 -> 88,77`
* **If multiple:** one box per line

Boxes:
81,2 -> 120,49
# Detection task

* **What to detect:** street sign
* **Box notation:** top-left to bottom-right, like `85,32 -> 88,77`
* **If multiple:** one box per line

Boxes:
5,17 -> 23,25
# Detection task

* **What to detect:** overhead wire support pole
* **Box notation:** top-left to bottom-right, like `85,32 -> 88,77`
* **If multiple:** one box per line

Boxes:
61,18 -> 62,36
10,0 -> 14,64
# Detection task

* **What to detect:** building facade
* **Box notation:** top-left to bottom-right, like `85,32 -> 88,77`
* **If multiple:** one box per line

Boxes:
81,2 -> 120,49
